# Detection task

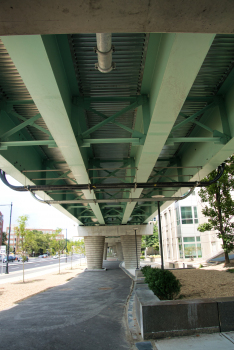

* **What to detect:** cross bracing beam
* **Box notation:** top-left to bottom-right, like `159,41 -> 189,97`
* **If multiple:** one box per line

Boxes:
120,33 -> 215,224
1,34 -> 105,225
0,113 -> 41,140
0,140 -> 57,150
78,95 -> 148,138
81,138 -> 145,147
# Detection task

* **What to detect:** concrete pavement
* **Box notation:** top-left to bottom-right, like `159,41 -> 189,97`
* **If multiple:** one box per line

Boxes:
0,261 -> 133,350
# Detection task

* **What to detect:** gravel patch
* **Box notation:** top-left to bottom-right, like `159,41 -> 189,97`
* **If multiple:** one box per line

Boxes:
172,263 -> 234,299
0,265 -> 86,312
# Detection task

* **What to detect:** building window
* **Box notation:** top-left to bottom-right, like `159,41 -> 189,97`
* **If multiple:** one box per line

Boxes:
184,244 -> 197,258
181,237 -> 202,258
175,207 -> 180,225
181,206 -> 199,224
183,237 -> 195,242
164,213 -> 168,226
179,244 -> 183,258
193,207 -> 198,223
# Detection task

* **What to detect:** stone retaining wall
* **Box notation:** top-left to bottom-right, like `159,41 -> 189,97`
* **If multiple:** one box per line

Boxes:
135,284 -> 234,339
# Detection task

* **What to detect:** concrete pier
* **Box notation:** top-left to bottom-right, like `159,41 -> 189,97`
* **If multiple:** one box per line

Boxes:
121,235 -> 141,269
84,236 -> 105,269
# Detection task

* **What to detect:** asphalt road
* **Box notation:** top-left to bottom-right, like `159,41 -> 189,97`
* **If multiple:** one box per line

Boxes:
0,255 -> 83,275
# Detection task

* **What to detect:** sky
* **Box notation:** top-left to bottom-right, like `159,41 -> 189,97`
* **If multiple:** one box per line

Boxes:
0,175 -> 79,240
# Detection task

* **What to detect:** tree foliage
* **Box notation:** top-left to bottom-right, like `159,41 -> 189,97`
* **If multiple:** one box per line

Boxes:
142,224 -> 159,251
1,232 -> 7,245
197,156 -> 234,264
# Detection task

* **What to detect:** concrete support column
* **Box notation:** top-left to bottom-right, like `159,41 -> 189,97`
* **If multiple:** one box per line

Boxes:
116,242 -> 124,261
121,235 -> 141,269
103,243 -> 108,260
112,245 -> 117,254
84,236 -> 105,269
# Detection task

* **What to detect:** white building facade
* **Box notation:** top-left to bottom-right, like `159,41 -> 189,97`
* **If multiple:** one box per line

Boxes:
159,190 -> 223,262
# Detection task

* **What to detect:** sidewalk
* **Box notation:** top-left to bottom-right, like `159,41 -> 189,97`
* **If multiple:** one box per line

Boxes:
0,258 -> 86,284
0,261 -> 133,350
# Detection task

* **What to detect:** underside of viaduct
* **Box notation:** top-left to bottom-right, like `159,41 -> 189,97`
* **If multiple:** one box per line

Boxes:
1,1 -> 234,269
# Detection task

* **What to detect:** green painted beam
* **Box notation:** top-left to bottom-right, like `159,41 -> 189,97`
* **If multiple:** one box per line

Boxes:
81,138 -> 145,147
73,96 -> 138,104
1,34 -> 105,225
0,140 -> 57,150
0,113 -> 41,140
145,78 -> 234,222
122,33 -> 215,224
165,137 -> 222,144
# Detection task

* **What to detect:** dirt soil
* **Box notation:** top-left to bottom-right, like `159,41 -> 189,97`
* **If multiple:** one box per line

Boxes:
0,265 -> 86,312
172,263 -> 234,300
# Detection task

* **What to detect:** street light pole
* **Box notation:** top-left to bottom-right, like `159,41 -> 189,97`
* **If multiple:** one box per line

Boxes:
134,228 -> 139,270
5,202 -> 13,274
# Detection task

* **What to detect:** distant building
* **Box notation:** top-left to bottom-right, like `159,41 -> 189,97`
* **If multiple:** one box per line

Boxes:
155,189 -> 222,262
6,227 -> 64,250
0,212 -> 3,246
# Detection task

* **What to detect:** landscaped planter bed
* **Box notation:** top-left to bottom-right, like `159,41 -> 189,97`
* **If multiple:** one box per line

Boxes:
135,265 -> 234,339
135,284 -> 234,339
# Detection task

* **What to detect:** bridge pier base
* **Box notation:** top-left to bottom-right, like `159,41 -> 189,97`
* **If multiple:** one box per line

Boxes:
116,242 -> 124,261
121,235 -> 141,269
103,242 -> 108,260
84,236 -> 105,269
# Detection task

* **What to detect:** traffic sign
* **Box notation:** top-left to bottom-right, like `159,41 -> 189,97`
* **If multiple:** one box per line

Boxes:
0,246 -> 6,254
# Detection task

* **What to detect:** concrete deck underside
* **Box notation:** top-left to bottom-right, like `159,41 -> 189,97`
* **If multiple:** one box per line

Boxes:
0,262 -> 132,350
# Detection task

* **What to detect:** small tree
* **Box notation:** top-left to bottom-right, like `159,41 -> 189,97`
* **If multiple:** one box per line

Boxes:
15,215 -> 31,283
142,224 -> 159,252
1,232 -> 7,245
50,228 -> 66,274
197,157 -> 234,265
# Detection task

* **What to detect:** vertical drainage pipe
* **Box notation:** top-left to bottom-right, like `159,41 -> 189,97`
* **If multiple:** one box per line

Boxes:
95,33 -> 115,73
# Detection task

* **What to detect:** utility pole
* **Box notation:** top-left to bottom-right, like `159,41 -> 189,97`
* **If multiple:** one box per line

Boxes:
5,202 -> 13,274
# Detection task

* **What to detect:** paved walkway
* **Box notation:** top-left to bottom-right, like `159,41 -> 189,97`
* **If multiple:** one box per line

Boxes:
0,261 -> 133,350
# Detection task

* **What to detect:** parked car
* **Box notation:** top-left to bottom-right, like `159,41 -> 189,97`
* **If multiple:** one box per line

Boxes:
17,256 -> 29,262
38,255 -> 44,258
3,255 -> 15,263
53,255 -> 59,259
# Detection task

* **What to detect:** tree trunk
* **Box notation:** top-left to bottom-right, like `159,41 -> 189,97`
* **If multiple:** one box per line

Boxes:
224,249 -> 230,265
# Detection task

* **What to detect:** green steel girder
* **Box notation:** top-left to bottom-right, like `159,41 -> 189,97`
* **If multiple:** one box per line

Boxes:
121,33 -> 215,224
0,107 -> 82,225
145,70 -> 234,222
1,34 -> 105,225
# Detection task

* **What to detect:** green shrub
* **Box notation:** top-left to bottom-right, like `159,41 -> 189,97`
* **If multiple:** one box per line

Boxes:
142,266 -> 181,300
141,265 -> 152,278
140,256 -> 145,260
226,268 -> 234,273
